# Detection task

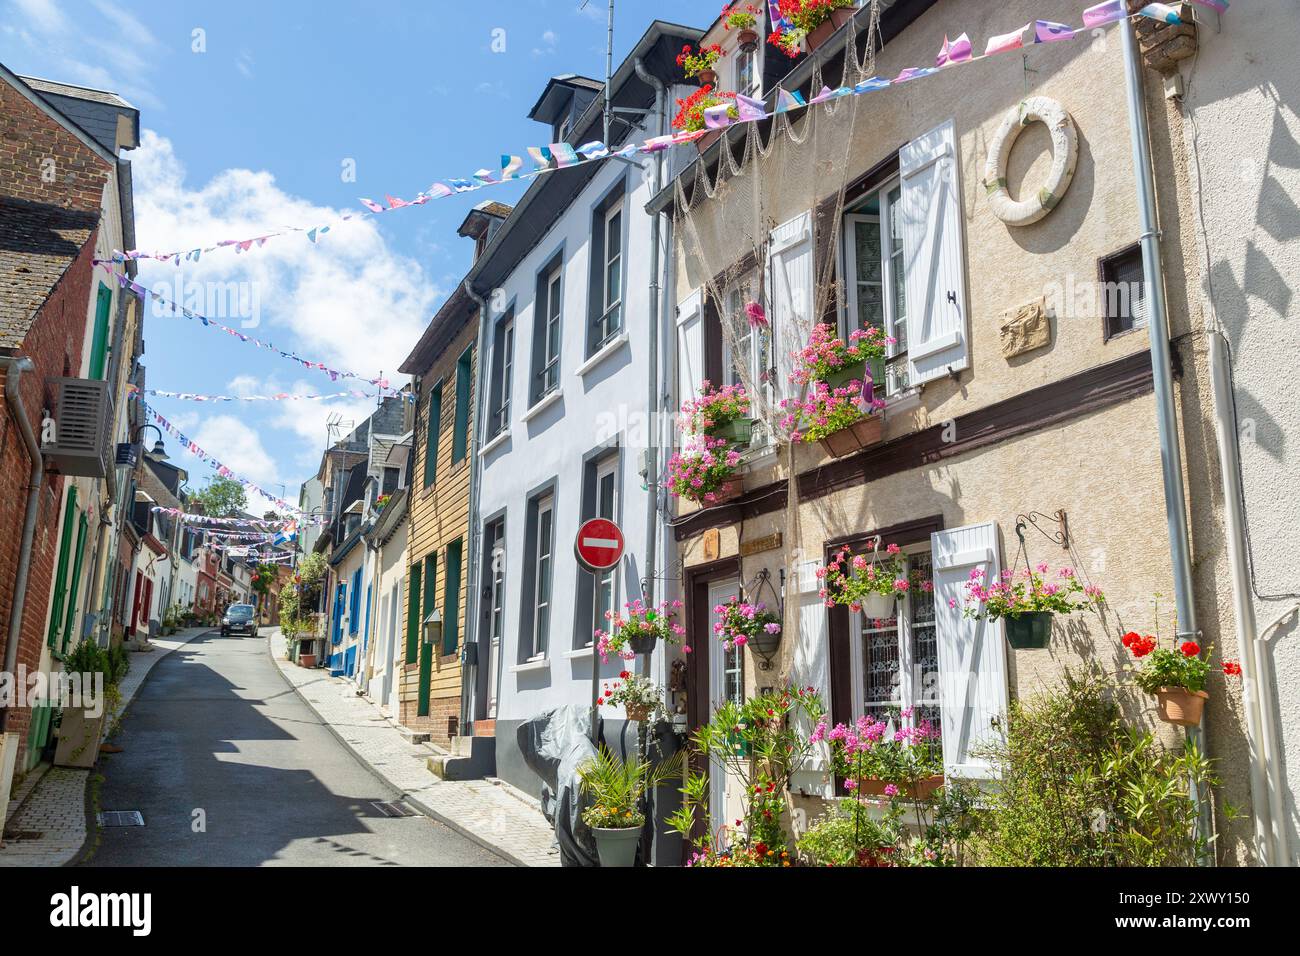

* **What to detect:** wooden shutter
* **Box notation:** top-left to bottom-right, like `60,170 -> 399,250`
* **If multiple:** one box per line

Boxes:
46,486 -> 79,648
676,289 -> 704,438
405,562 -> 421,664
89,284 -> 111,380
423,382 -> 442,487
766,210 -> 813,399
61,513 -> 89,651
929,522 -> 1008,781
791,559 -> 833,792
452,348 -> 472,462
900,120 -> 970,385
443,538 -> 462,655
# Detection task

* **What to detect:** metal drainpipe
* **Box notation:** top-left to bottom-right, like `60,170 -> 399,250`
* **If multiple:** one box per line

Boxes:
1119,20 -> 1213,859
1207,328 -> 1290,865
0,357 -> 43,734
634,56 -> 665,657
463,280 -> 492,735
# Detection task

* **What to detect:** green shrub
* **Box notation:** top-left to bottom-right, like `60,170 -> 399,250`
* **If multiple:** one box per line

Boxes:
971,669 -> 1219,866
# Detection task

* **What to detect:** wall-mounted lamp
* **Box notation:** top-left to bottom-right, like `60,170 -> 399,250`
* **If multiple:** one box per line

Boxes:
422,608 -> 443,647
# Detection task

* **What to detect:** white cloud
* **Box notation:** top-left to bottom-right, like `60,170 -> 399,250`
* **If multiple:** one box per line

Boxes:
533,29 -> 558,56
188,414 -> 282,502
12,0 -> 65,34
132,129 -> 439,396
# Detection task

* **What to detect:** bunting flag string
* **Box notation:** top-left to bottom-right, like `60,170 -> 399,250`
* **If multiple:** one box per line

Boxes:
128,384 -> 409,404
97,264 -> 392,390
101,2 -> 1223,269
150,507 -> 313,529
143,401 -> 303,516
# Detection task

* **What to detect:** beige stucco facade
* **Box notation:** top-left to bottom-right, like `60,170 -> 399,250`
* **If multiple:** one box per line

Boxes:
665,0 -> 1256,862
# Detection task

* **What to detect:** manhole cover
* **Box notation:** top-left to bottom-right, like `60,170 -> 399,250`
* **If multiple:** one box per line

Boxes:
98,810 -> 145,827
370,800 -> 415,818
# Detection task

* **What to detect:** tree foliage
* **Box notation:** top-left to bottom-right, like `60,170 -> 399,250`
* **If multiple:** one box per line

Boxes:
189,476 -> 248,518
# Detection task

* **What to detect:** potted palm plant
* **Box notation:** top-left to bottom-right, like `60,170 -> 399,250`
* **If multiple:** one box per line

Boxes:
962,565 -> 1105,650
1125,632 -> 1213,726
578,746 -> 684,867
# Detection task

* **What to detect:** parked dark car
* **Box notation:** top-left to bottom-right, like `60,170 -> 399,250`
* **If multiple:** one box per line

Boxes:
221,603 -> 257,637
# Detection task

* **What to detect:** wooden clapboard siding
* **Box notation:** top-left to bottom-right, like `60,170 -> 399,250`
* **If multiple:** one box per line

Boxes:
402,314 -> 477,737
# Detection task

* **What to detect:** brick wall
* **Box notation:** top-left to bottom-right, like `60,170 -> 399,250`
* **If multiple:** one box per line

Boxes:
0,230 -> 98,766
0,76 -> 111,767
0,80 -> 108,212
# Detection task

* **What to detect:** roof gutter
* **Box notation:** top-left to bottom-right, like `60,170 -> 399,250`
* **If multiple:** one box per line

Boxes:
0,357 -> 43,734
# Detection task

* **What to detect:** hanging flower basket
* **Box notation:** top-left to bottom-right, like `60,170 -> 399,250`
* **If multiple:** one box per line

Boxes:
1004,610 -> 1054,650
858,774 -> 945,801
805,7 -> 856,53
738,28 -> 759,53
818,415 -> 883,459
1155,687 -> 1208,727
628,633 -> 658,655
861,591 -> 895,620
749,626 -> 781,658
697,68 -> 718,87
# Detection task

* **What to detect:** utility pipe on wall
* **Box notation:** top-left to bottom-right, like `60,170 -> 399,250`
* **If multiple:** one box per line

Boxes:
1118,18 -> 1213,856
464,281 -> 493,733
0,357 -> 43,734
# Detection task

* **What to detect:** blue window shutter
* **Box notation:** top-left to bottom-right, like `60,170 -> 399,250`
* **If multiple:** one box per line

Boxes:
349,568 -> 362,634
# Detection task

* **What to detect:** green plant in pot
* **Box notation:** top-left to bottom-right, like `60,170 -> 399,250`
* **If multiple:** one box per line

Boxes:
680,380 -> 753,447
962,563 -> 1104,650
1124,630 -> 1217,727
712,595 -> 781,656
818,539 -> 916,620
577,746 -> 684,867
55,640 -> 125,768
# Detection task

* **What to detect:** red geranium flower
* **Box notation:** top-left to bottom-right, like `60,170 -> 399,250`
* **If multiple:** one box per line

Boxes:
1222,660 -> 1242,677
1121,631 -> 1140,648
1180,640 -> 1201,658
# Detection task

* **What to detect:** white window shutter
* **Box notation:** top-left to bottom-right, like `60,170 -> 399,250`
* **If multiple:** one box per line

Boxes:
765,210 -> 813,400
676,289 -> 704,439
929,522 -> 1008,781
791,558 -> 832,795
900,119 -> 969,385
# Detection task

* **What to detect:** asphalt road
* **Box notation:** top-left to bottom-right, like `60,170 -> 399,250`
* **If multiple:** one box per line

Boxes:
84,629 -> 507,867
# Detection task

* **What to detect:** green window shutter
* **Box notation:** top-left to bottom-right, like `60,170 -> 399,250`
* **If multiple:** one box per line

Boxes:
47,486 -> 79,649
61,513 -> 90,652
423,382 -> 442,487
452,349 -> 472,463
89,283 -> 112,379
443,538 -> 462,655
405,562 -> 421,664
418,552 -> 437,717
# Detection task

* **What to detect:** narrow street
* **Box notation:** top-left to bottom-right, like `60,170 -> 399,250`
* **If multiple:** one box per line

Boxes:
84,630 -> 506,867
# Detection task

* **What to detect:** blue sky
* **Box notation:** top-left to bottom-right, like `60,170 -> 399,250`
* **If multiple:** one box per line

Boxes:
1,0 -> 708,509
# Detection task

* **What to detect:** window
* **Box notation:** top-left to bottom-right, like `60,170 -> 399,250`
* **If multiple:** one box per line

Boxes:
453,347 -> 472,462
405,562 -> 421,664
488,313 -> 514,436
723,280 -> 770,448
47,486 -> 79,649
848,548 -> 942,752
532,261 -> 563,404
483,517 -> 506,718
523,492 -> 555,660
1100,244 -> 1147,339
382,466 -> 401,494
423,380 -> 442,487
592,456 -> 617,644
844,179 -> 909,396
734,43 -> 759,99
588,184 -> 626,356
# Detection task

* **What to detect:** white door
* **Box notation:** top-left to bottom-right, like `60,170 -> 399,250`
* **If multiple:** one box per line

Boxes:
707,578 -> 746,839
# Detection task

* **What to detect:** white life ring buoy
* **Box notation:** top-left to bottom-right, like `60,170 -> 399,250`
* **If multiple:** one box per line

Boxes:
982,96 -> 1078,227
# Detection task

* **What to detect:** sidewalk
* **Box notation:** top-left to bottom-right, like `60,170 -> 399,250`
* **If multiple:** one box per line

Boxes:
0,626 -> 211,867
269,631 -> 559,867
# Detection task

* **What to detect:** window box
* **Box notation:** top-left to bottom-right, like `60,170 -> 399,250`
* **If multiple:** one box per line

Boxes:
704,417 -> 755,446
857,774 -> 945,801
806,7 -> 855,54
818,415 -> 883,460
705,478 -> 744,507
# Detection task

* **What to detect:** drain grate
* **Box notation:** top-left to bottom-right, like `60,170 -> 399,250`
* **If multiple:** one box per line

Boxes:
98,810 -> 145,827
370,800 -> 415,818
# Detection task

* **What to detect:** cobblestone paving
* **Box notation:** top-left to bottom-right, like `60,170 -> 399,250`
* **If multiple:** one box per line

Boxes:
269,632 -> 559,867
0,628 -> 210,867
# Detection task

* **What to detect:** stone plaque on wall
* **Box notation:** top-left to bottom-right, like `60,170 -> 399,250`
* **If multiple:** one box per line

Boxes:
702,528 -> 721,562
1000,297 -> 1051,358
739,532 -> 783,557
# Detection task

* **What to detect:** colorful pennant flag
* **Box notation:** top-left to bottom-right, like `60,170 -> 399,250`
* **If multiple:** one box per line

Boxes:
937,33 -> 973,67
1138,3 -> 1183,23
985,23 -> 1030,56
1083,0 -> 1128,27
1035,19 -> 1077,42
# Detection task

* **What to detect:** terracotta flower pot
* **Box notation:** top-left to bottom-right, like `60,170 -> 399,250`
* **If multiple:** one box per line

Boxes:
704,478 -> 743,507
625,703 -> 652,723
859,774 -> 944,800
695,128 -> 723,154
818,415 -> 883,459
806,7 -> 856,54
697,68 -> 718,87
1156,687 -> 1208,727
738,28 -> 759,52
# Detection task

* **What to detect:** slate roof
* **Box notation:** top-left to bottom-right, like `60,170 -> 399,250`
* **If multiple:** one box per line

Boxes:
0,196 -> 100,350
19,75 -> 139,153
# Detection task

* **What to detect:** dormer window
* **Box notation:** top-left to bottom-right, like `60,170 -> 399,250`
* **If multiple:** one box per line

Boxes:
556,115 -> 572,145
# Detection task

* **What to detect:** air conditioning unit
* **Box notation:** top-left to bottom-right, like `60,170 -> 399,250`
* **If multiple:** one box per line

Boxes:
43,377 -> 113,478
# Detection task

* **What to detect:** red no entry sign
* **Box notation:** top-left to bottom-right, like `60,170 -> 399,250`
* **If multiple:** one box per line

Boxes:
574,517 -> 624,572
